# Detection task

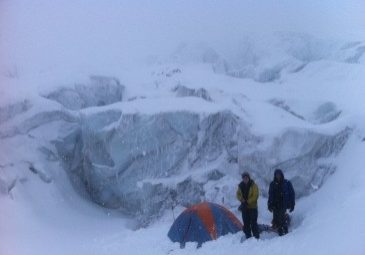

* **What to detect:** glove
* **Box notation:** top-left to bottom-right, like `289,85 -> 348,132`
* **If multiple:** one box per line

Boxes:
238,203 -> 247,212
289,206 -> 294,213
238,204 -> 242,211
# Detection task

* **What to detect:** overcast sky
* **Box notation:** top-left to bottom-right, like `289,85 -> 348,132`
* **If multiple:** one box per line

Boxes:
1,0 -> 364,76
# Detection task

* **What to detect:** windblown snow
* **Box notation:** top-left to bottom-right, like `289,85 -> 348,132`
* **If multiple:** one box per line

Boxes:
1,1 -> 365,255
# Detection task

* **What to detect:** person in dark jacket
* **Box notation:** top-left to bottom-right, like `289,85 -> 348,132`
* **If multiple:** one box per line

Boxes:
267,169 -> 295,236
236,172 -> 260,239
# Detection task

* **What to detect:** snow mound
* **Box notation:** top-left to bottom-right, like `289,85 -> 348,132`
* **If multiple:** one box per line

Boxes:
169,33 -> 365,83
44,76 -> 125,110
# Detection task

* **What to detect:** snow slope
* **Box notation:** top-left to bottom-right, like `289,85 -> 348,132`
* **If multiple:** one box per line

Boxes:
1,135 -> 365,255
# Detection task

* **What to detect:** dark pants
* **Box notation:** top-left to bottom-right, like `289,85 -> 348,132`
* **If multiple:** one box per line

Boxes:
241,208 -> 259,239
273,208 -> 288,236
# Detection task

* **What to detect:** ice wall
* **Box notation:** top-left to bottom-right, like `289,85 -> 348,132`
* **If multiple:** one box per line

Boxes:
52,104 -> 350,225
54,110 -> 240,225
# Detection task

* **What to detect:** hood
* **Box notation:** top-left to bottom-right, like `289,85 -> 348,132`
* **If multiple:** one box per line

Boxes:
241,171 -> 251,180
273,169 -> 284,181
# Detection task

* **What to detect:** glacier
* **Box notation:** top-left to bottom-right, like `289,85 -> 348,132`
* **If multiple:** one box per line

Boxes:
52,105 -> 350,224
0,59 -> 354,226
1,4 -> 365,251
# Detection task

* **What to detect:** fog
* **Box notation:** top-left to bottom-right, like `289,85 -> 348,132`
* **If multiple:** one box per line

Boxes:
1,0 -> 364,78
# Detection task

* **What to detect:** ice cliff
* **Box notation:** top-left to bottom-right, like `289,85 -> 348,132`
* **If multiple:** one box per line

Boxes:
1,33 -> 362,226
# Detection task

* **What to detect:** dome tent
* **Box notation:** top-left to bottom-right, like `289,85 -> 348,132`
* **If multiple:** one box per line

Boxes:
168,202 -> 242,248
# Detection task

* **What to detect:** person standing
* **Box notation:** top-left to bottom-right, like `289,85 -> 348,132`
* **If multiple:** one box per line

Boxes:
268,169 -> 295,236
236,172 -> 260,239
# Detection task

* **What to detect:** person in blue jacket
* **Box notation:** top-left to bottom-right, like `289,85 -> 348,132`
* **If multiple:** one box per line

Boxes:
268,169 -> 295,236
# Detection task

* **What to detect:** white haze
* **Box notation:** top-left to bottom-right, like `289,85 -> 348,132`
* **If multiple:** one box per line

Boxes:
1,0 -> 364,83
1,1 -> 365,255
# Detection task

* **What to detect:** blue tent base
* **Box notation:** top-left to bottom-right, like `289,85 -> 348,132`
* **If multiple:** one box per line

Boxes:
168,202 -> 243,247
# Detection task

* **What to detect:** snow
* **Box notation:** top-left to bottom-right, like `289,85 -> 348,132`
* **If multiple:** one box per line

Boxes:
1,0 -> 365,255
2,138 -> 365,255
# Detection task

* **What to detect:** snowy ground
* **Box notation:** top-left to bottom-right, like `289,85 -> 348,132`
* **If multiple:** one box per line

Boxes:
1,134 -> 365,255
1,1 -> 365,255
